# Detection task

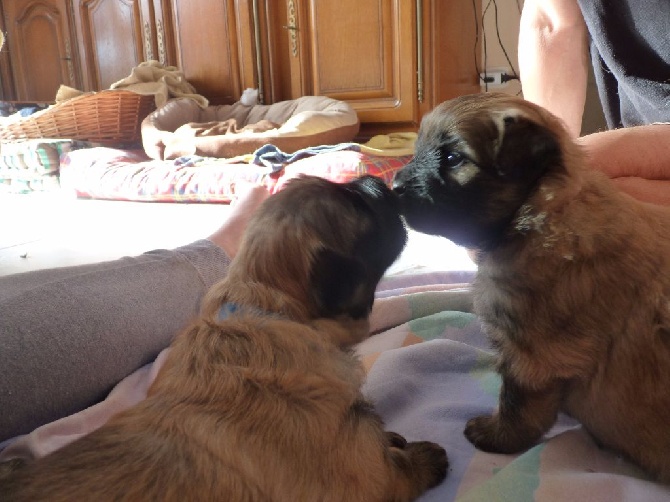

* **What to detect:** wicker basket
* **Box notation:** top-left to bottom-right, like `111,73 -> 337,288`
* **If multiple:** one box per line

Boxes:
0,90 -> 156,145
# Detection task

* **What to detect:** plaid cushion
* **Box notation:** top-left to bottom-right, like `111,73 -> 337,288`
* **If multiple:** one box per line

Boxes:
0,139 -> 91,193
59,147 -> 413,203
272,150 -> 412,192
60,148 -> 277,203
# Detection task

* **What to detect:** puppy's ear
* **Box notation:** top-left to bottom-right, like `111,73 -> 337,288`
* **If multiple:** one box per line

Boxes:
310,248 -> 372,320
495,117 -> 562,180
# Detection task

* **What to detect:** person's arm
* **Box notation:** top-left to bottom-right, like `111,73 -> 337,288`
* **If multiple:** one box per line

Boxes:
578,124 -> 670,205
518,0 -> 590,138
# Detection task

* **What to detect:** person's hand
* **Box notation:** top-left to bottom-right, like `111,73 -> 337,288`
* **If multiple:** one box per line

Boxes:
207,184 -> 271,258
578,124 -> 670,206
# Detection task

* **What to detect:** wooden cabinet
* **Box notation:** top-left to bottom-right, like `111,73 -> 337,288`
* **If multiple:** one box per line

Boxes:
1,0 -> 479,133
146,0 -> 175,67
168,0 -> 255,105
257,0 -> 480,134
267,0 -> 418,127
1,0 -> 80,101
72,0 -> 175,91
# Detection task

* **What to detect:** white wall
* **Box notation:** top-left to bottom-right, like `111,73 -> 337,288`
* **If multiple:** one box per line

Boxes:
479,0 -> 523,96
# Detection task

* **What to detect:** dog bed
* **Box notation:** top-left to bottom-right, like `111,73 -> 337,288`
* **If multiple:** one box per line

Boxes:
141,96 -> 360,160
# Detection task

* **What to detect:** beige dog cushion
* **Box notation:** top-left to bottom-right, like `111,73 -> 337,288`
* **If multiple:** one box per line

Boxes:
142,96 -> 360,160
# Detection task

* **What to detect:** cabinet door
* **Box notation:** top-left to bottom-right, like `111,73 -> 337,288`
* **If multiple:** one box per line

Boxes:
2,0 -> 79,101
73,0 -> 147,90
270,0 -> 418,127
169,0 -> 246,104
261,0 -> 480,134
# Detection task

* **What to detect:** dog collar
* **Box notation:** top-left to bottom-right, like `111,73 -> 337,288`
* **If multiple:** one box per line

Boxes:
218,302 -> 278,321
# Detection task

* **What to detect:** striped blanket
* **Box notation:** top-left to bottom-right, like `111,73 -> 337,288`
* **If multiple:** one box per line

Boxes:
2,269 -> 669,501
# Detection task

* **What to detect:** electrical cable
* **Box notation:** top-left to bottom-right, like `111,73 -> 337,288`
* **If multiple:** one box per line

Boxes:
481,0 -> 493,89
471,0 -> 488,92
472,0 -> 521,91
491,0 -> 519,79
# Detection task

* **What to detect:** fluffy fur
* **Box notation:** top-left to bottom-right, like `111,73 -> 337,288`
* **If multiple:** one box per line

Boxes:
1,175 -> 448,501
393,93 -> 670,482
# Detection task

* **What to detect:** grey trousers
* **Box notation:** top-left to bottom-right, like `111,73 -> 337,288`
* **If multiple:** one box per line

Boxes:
0,240 -> 231,443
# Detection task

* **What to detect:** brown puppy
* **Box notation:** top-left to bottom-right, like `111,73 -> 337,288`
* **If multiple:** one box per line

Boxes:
393,93 -> 670,482
1,175 -> 448,501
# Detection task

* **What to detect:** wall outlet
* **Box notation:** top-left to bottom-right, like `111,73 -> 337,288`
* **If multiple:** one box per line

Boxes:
479,68 -> 512,87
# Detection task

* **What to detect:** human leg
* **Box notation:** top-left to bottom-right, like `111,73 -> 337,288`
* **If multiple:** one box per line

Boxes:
0,187 -> 270,442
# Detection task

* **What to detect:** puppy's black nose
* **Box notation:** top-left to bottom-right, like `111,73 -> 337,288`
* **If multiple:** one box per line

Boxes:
392,177 -> 405,195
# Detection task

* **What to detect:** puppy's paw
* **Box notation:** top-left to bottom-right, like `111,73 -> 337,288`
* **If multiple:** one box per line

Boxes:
464,415 -> 502,452
464,415 -> 534,454
387,440 -> 448,500
404,441 -> 449,490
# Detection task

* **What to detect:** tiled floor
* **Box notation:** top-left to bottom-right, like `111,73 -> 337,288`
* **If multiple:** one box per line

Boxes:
1,191 -> 476,278
0,192 -> 233,276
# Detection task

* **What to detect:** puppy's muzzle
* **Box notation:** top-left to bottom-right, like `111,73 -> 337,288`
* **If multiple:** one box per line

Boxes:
391,163 -> 414,196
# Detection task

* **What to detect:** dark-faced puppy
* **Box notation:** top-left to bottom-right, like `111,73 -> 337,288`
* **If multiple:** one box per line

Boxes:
394,93 -> 670,482
1,175 -> 448,502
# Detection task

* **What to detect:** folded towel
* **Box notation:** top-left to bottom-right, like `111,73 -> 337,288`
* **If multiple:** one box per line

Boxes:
110,60 -> 209,108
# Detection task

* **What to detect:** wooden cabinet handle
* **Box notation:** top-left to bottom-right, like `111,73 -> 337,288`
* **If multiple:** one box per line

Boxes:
143,21 -> 154,61
252,0 -> 265,103
286,0 -> 298,57
156,20 -> 167,65
65,38 -> 76,86
416,0 -> 424,102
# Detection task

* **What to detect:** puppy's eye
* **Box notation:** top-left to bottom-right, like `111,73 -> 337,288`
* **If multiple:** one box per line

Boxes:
441,150 -> 464,169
